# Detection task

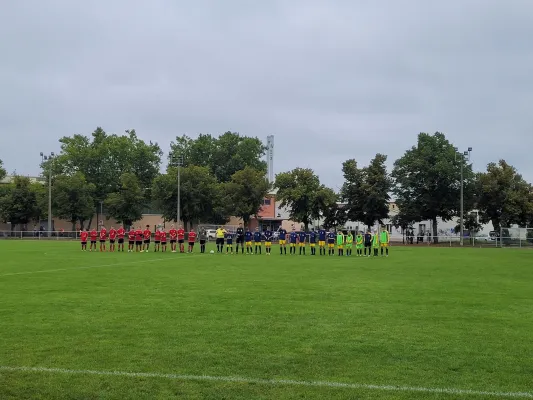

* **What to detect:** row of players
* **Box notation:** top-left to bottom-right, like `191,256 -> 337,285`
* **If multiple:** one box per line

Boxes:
79,224 -> 391,256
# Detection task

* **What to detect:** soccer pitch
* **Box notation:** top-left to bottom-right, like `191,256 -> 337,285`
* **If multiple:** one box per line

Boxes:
0,242 -> 532,399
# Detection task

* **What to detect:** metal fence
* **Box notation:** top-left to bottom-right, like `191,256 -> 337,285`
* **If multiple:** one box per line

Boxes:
498,227 -> 533,248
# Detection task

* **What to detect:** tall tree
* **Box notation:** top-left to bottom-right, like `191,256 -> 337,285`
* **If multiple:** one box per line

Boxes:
274,168 -> 337,231
169,132 -> 267,182
454,213 -> 482,236
476,160 -> 533,232
340,159 -> 364,223
0,176 -> 42,231
0,159 -> 6,181
391,132 -> 475,243
104,173 -> 145,228
341,154 -> 392,229
43,127 -> 162,225
152,166 -> 219,229
391,203 -> 420,237
322,201 -> 348,231
224,167 -> 270,227
52,172 -> 96,230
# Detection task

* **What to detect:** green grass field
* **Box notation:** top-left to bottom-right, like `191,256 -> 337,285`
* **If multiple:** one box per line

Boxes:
0,241 -> 532,400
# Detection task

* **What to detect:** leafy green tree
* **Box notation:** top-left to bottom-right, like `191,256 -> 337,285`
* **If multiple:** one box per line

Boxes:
0,176 -> 42,231
0,159 -> 6,181
476,160 -> 533,232
104,173 -> 145,228
391,132 -> 475,243
454,213 -> 482,236
391,204 -> 420,243
341,154 -> 392,229
152,166 -> 220,229
274,168 -> 337,231
224,167 -> 270,227
43,127 -> 162,226
322,201 -> 348,231
52,172 -> 95,230
340,159 -> 364,223
169,132 -> 267,182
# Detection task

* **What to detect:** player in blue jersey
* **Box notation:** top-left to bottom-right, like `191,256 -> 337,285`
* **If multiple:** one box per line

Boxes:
318,227 -> 327,255
327,229 -> 336,256
253,227 -> 262,254
298,230 -> 307,255
289,228 -> 298,255
245,228 -> 253,254
264,228 -> 273,255
225,231 -> 233,254
278,227 -> 287,255
309,228 -> 317,255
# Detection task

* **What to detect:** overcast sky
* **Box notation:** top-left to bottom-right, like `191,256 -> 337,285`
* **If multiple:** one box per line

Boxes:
1,0 -> 532,189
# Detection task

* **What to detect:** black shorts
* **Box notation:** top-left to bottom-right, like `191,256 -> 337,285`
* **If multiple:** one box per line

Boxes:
100,239 -> 106,243
110,239 -> 115,244
236,236 -> 244,244
129,240 -> 134,245
161,241 -> 167,245
188,242 -> 195,247
91,240 -> 96,244
178,239 -> 184,244
155,240 -> 160,244
118,238 -> 124,244
136,241 -> 142,246
364,243 -> 371,247
216,238 -> 224,245
81,242 -> 87,246
200,239 -> 206,245
170,239 -> 176,243
144,239 -> 150,244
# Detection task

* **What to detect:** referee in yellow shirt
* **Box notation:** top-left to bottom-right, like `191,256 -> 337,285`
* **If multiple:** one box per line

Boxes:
215,226 -> 226,253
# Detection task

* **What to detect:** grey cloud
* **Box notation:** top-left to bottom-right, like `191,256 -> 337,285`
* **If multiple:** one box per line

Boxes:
1,0 -> 532,186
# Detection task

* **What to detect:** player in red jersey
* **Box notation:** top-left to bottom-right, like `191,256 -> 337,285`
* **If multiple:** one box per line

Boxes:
169,224 -> 178,253
143,225 -> 152,252
99,224 -> 107,252
154,227 -> 161,252
117,225 -> 125,252
128,227 -> 136,252
80,229 -> 88,251
160,227 -> 167,252
90,228 -> 98,251
177,225 -> 185,253
187,229 -> 196,253
135,225 -> 143,252
109,226 -> 117,252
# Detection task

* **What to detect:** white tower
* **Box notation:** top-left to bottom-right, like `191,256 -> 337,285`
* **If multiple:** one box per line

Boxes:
266,135 -> 274,183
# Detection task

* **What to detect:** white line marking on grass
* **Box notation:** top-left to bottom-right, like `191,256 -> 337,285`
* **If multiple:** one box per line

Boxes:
0,255 -> 205,277
0,366 -> 531,398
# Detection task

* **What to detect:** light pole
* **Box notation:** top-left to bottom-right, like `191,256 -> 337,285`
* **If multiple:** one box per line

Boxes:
170,153 -> 183,224
40,151 -> 55,235
455,147 -> 472,246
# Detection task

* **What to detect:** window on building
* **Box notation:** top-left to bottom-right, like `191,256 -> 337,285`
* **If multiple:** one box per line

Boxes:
263,198 -> 271,205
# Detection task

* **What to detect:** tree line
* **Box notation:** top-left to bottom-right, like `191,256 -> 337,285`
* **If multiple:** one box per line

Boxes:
0,129 -> 532,242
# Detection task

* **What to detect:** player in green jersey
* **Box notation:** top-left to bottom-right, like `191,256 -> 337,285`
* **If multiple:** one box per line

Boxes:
336,230 -> 345,256
380,227 -> 390,257
372,230 -> 380,257
345,231 -> 353,256
355,232 -> 364,256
